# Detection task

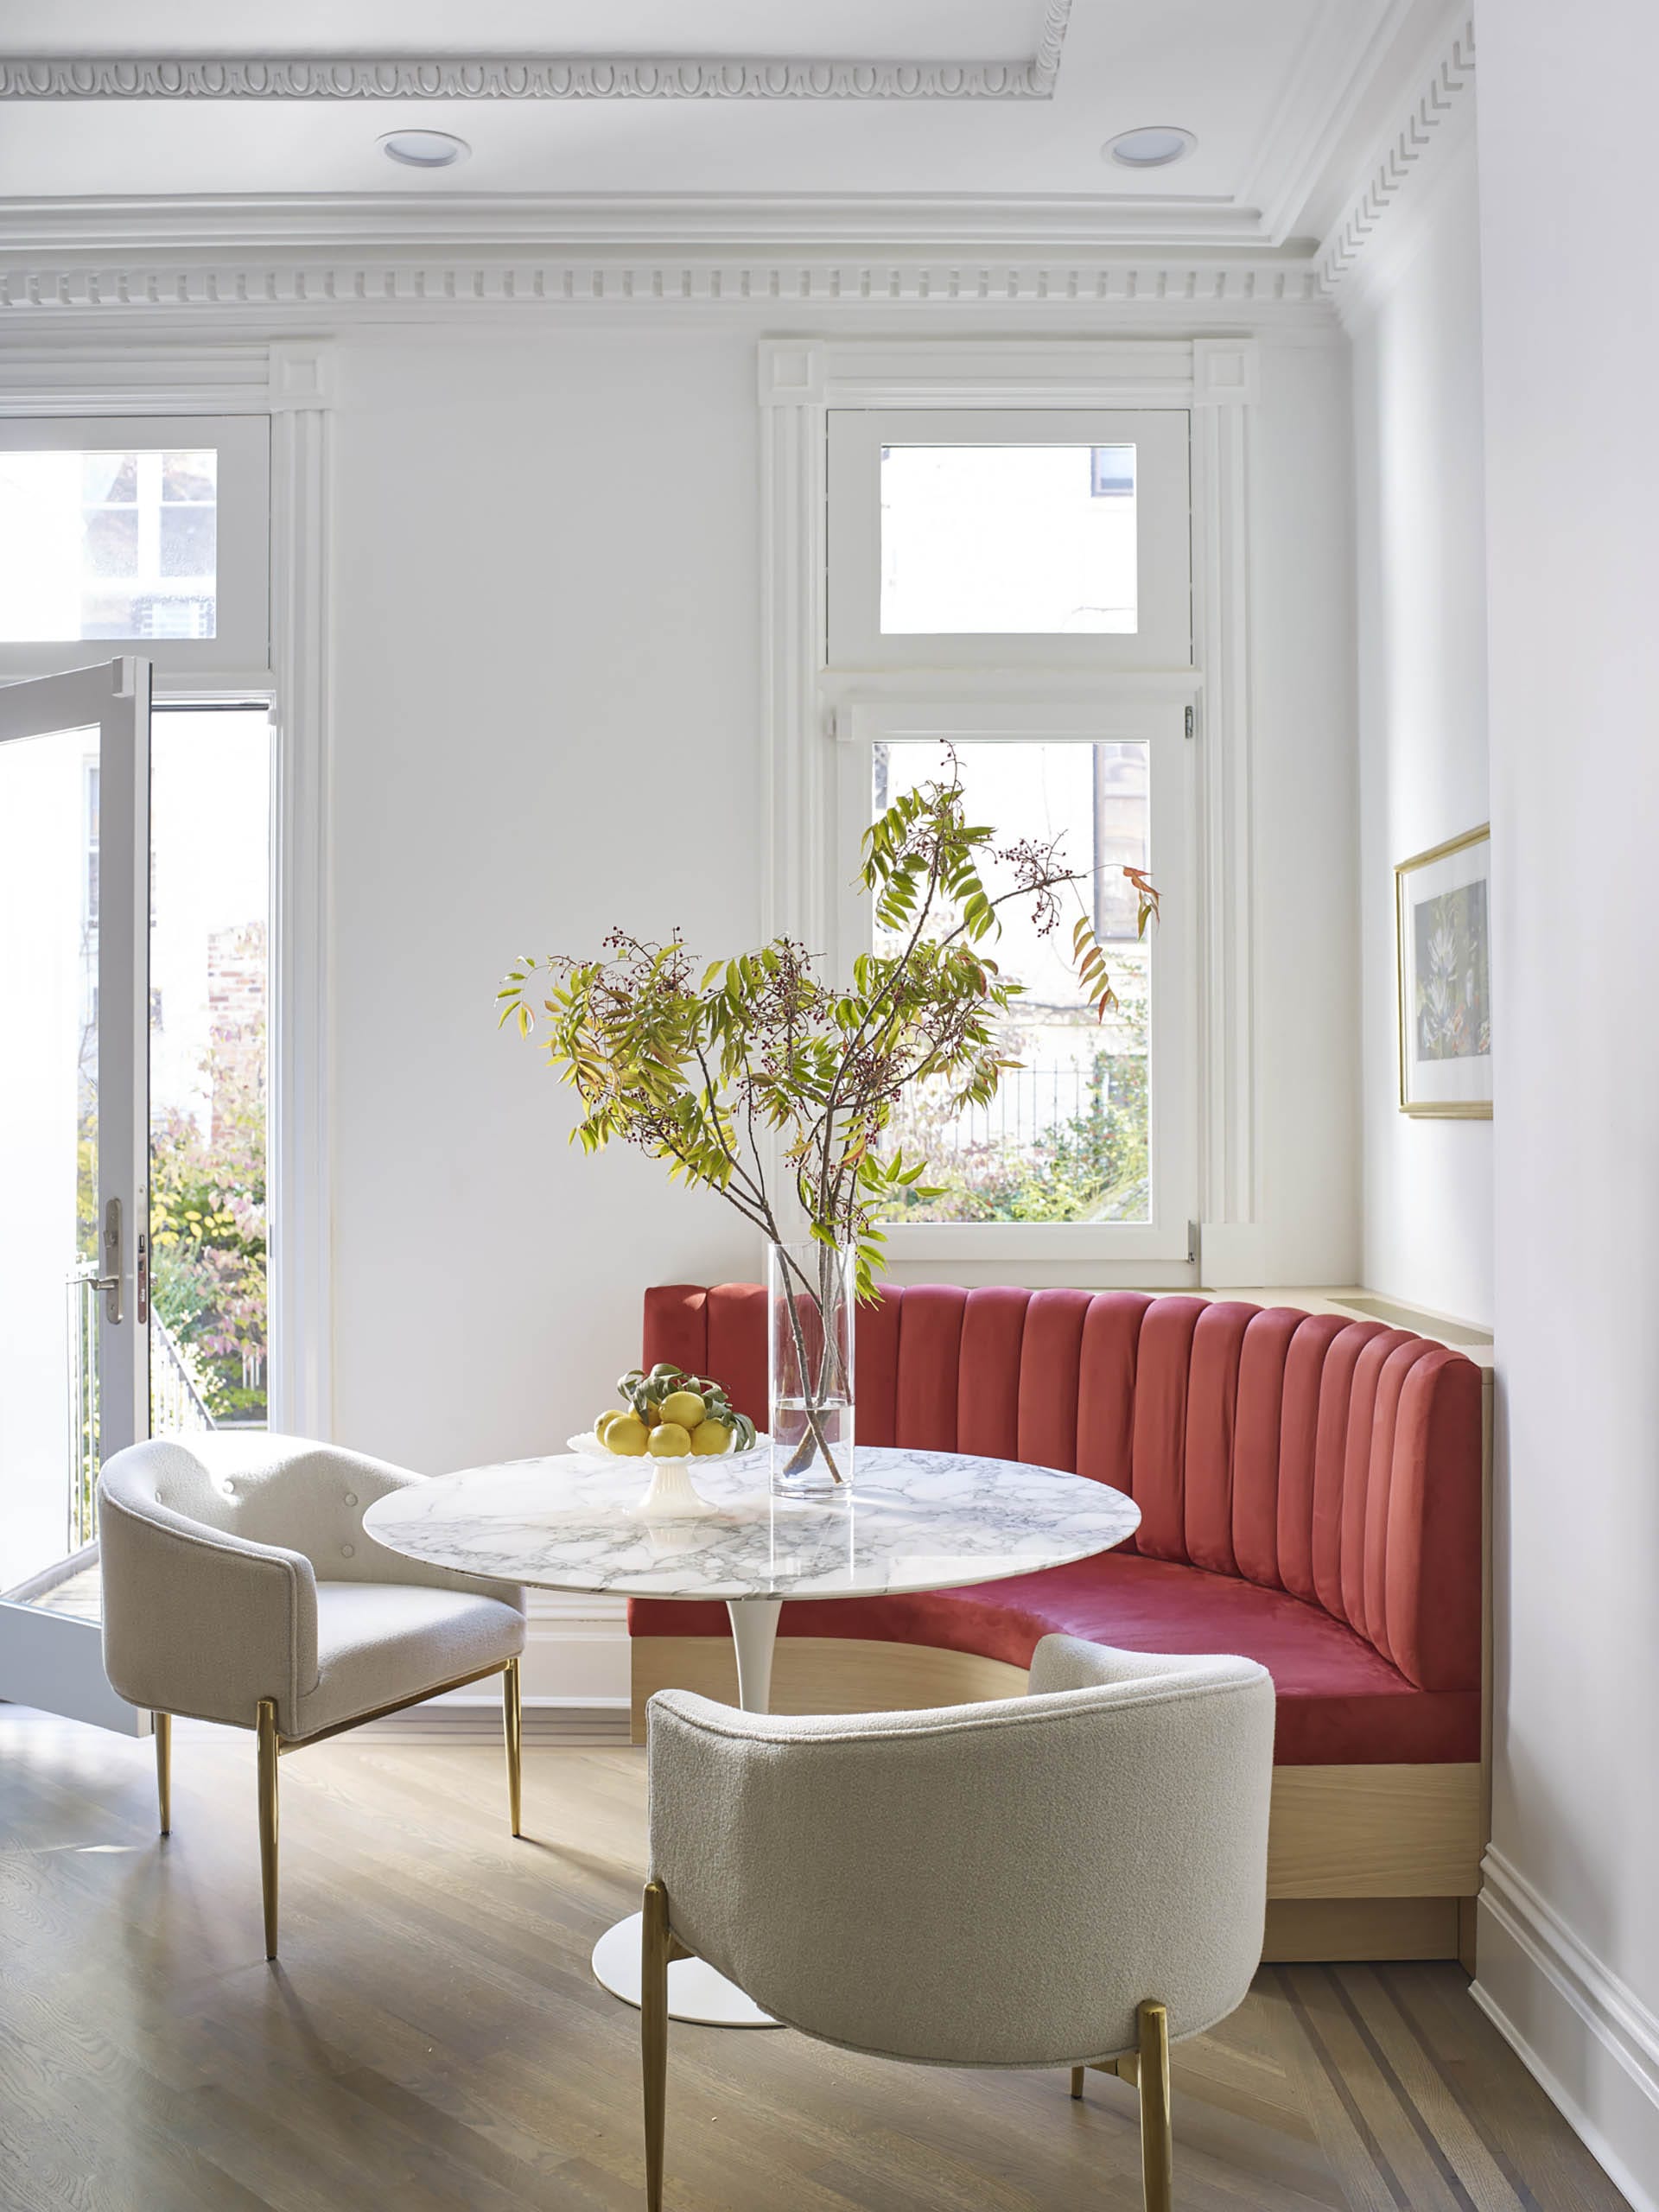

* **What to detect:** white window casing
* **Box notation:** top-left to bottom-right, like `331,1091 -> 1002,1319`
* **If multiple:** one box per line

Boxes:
761,336 -> 1260,1290
0,340 -> 334,1428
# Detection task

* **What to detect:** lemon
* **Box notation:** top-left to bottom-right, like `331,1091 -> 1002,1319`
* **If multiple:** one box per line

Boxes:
605,1415 -> 649,1457
647,1421 -> 692,1457
690,1420 -> 731,1457
594,1408 -> 628,1442
660,1389 -> 706,1430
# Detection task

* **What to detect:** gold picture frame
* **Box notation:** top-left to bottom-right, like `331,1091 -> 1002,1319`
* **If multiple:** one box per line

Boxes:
1395,824 -> 1492,1118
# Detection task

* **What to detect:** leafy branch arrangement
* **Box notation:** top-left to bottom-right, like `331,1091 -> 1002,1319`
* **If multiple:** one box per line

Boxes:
498,746 -> 1157,1302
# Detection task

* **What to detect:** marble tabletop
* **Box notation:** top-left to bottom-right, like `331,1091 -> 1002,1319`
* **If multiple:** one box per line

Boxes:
363,1446 -> 1141,1604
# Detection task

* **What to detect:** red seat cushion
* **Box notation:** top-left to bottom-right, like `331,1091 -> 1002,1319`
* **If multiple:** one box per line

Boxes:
627,1551 -> 1479,1767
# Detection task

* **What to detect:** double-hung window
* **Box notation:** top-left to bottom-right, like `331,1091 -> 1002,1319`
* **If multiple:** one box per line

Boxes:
823,407 -> 1198,1274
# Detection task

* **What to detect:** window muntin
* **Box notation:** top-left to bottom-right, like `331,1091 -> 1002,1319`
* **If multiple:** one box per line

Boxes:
873,738 -> 1150,1226
0,416 -> 269,678
879,444 -> 1138,636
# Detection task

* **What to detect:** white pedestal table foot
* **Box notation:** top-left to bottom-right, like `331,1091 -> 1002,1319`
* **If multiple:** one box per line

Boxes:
591,1593 -> 786,2027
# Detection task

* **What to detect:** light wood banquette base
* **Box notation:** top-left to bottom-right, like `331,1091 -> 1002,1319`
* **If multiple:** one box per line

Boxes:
631,1634 -> 1484,1969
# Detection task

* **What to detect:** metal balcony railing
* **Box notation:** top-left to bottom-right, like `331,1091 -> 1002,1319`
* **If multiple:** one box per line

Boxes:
65,1274 -> 214,1555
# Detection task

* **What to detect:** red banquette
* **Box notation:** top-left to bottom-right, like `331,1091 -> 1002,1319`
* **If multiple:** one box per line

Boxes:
631,1282 -> 1490,1966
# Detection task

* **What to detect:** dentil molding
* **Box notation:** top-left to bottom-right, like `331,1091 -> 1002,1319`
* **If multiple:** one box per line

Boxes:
0,255 -> 1330,321
0,9 -> 1474,321
0,7 -> 1071,102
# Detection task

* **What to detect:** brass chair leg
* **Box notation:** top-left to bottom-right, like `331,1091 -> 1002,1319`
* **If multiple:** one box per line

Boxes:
1136,1999 -> 1173,2212
504,1656 -> 523,1838
642,1880 -> 673,2212
155,1712 -> 171,1835
1070,2065 -> 1084,2100
257,1699 -> 280,1961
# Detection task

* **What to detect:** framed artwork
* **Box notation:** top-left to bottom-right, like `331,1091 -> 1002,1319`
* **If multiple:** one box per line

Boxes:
1395,825 -> 1492,1118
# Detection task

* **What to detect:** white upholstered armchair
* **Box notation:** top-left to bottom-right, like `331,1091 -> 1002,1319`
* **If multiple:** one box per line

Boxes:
99,1433 -> 527,1959
641,1635 -> 1275,2212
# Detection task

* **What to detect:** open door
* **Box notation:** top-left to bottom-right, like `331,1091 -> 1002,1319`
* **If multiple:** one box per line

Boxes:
0,659 -> 150,1731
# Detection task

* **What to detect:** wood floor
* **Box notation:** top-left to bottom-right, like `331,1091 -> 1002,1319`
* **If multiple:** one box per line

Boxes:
0,1708 -> 1629,2212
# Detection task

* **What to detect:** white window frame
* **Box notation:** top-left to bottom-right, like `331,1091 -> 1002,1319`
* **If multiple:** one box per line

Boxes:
760,337 -> 1262,1290
833,696 -> 1195,1266
0,341 -> 334,1428
827,406 -> 1192,671
0,414 -> 270,682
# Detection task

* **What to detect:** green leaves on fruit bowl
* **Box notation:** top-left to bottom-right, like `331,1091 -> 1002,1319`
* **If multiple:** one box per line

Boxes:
613,1363 -> 757,1453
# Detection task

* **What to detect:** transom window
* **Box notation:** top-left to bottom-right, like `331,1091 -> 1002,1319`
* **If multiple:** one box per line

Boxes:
828,408 -> 1191,670
0,416 -> 270,679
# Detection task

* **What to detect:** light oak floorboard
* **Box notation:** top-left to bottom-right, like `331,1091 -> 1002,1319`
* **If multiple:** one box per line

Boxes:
0,1708 -> 1629,2212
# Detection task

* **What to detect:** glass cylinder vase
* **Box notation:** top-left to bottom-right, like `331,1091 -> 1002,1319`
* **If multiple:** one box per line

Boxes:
767,1238 -> 855,1498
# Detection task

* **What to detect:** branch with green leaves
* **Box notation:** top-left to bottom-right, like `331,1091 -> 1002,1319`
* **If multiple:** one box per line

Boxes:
498,747 -> 1157,1300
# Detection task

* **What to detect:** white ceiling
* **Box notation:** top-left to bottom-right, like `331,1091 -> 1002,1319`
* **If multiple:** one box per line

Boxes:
0,0 -> 1454,251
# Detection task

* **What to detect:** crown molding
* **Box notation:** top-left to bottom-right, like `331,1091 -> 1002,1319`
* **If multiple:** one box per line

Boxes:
0,250 -> 1332,323
0,192 -> 1273,257
0,192 -> 1337,326
1316,11 -> 1475,305
1240,0 -> 1422,248
0,8 -> 1072,103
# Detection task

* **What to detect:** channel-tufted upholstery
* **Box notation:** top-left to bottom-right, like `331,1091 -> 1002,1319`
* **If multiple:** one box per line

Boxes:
631,1284 -> 1485,1765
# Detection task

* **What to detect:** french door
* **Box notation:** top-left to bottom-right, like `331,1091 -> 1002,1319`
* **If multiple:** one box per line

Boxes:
0,659 -> 150,1730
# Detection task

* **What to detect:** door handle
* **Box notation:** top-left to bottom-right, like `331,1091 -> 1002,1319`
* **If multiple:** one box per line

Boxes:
99,1197 -> 124,1325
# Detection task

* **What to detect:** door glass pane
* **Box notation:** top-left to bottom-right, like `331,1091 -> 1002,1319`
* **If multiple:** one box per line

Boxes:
873,740 -> 1151,1224
0,448 -> 219,642
149,707 -> 270,1431
880,445 -> 1137,634
0,723 -> 101,1592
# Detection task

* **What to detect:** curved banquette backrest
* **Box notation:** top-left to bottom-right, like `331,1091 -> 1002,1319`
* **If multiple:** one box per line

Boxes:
644,1283 -> 1484,1699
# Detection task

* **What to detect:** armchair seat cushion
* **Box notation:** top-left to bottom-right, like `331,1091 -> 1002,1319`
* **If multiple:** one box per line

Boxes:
296,1584 -> 525,1740
629,1551 -> 1479,1767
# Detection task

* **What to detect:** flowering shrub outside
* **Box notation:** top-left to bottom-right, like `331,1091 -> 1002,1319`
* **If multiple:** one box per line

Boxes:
149,1019 -> 267,1423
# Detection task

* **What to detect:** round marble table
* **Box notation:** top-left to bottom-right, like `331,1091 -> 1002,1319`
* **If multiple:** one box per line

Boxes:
365,1446 -> 1141,2027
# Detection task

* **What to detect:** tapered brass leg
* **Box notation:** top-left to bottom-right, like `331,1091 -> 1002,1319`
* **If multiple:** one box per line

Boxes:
1070,2066 -> 1084,2100
1136,2000 -> 1173,2212
504,1656 -> 523,1838
256,1699 -> 279,1961
642,1880 -> 672,2212
154,1712 -> 171,1835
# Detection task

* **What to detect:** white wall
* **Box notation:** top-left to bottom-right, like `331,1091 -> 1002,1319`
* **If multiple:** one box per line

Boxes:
323,316 -> 1361,1484
1351,134 -> 1493,1326
329,327 -> 764,1476
1249,336 -> 1363,1286
1473,7 -> 1659,2206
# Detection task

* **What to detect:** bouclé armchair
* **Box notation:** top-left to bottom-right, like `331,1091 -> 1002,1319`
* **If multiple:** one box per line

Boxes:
641,1634 -> 1275,2212
99,1433 -> 527,1958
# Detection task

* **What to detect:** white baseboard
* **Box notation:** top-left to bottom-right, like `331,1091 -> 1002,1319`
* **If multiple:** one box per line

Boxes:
435,1589 -> 632,1709
1474,1847 -> 1659,2212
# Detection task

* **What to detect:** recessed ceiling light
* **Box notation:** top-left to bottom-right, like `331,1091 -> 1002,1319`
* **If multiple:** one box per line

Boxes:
379,130 -> 471,170
1103,125 -> 1197,170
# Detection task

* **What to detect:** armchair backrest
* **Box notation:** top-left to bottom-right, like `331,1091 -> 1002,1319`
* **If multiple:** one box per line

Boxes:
647,1634 -> 1274,2067
100,1433 -> 412,1578
97,1433 -> 512,1730
645,1283 -> 1484,1695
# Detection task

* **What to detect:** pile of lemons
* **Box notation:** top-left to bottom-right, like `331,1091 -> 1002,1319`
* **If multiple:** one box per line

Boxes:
595,1389 -> 734,1460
